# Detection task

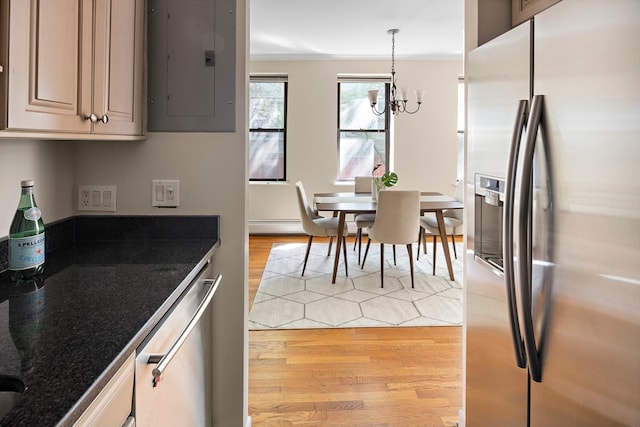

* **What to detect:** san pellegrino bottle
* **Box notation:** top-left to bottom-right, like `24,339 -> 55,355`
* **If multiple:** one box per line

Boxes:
9,180 -> 46,282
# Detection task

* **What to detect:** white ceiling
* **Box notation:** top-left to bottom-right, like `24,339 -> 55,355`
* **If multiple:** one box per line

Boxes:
249,0 -> 464,60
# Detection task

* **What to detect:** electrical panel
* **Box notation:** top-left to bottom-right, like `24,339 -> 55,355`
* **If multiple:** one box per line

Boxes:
147,0 -> 236,132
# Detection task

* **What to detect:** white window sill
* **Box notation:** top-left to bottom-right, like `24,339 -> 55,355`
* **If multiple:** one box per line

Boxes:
249,181 -> 290,186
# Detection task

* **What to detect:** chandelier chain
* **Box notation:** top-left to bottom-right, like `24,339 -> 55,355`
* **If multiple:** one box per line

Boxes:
391,31 -> 396,75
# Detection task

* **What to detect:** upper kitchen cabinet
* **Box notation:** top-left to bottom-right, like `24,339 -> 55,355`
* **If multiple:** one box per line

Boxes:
147,0 -> 236,132
512,0 -> 561,25
0,0 -> 144,139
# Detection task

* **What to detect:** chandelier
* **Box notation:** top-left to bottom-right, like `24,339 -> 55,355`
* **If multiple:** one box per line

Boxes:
368,29 -> 424,116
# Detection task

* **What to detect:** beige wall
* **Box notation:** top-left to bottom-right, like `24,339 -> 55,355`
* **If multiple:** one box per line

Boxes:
0,139 -> 75,231
248,58 -> 462,231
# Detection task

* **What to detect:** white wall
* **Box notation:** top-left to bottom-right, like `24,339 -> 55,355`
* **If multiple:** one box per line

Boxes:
0,139 -> 75,232
248,58 -> 462,231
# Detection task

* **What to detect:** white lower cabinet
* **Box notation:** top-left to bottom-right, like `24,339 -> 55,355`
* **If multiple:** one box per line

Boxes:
73,352 -> 135,427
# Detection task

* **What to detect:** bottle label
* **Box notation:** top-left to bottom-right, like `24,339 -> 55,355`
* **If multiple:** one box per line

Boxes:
24,207 -> 42,221
9,233 -> 45,270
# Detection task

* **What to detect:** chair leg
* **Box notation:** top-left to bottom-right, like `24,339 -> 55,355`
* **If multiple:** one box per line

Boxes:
380,242 -> 385,288
357,229 -> 364,265
342,236 -> 349,277
417,227 -> 429,261
406,243 -> 415,288
361,238 -> 372,269
422,228 -> 428,255
302,235 -> 313,276
353,228 -> 360,251
432,235 -> 437,275
392,244 -> 397,265
451,235 -> 458,259
327,237 -> 334,256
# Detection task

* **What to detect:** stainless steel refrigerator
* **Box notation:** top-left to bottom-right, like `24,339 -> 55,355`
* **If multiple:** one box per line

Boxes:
464,0 -> 640,426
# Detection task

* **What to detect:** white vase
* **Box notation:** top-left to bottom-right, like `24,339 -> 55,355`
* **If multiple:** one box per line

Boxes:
371,180 -> 383,201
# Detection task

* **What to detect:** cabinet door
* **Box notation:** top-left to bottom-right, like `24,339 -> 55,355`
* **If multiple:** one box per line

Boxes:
73,352 -> 135,427
92,0 -> 144,136
7,0 -> 92,133
512,0 -> 561,25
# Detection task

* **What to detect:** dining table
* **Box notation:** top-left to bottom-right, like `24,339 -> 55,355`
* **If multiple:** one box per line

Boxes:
314,191 -> 463,284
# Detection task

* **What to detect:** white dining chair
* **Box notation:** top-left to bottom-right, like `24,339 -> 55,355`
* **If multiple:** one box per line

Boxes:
354,176 -> 373,193
295,181 -> 349,276
417,181 -> 463,274
361,190 -> 420,288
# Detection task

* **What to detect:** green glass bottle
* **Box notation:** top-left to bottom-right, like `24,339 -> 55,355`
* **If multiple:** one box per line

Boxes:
8,180 -> 46,282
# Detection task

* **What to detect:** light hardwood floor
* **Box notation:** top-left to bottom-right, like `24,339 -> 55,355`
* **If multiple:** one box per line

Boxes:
249,235 -> 463,427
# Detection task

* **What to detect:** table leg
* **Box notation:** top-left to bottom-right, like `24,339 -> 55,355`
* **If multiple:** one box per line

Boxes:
436,210 -> 455,281
332,211 -> 346,284
327,210 -> 338,255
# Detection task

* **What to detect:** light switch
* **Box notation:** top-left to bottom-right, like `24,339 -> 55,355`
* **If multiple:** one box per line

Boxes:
152,180 -> 179,207
91,190 -> 101,206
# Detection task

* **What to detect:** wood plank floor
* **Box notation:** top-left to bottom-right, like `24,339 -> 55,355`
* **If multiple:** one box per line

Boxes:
249,235 -> 463,427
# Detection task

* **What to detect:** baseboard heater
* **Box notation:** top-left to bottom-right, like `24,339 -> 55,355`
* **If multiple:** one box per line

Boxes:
248,220 -> 357,235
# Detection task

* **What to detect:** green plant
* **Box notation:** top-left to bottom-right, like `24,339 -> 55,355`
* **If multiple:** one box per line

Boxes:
372,164 -> 398,191
379,171 -> 398,187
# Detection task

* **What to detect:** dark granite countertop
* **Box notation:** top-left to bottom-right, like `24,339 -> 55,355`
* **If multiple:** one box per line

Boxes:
0,216 -> 220,426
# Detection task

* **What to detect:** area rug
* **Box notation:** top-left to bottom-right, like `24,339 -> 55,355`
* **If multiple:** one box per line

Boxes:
249,241 -> 463,330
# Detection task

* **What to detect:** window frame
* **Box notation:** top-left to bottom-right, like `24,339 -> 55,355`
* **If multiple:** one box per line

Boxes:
249,76 -> 288,182
457,75 -> 465,181
336,77 -> 392,182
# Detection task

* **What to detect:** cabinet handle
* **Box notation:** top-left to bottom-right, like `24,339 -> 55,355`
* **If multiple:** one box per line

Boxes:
147,274 -> 221,386
84,113 -> 109,124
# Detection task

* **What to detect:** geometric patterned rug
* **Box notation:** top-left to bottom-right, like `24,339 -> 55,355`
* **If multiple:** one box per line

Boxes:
249,242 -> 463,330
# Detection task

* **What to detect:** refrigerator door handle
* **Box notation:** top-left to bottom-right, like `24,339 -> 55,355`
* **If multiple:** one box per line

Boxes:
504,99 -> 529,369
515,94 -> 544,382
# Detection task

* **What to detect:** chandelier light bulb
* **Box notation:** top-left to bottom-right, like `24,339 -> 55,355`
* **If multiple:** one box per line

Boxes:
399,87 -> 409,102
368,90 -> 380,106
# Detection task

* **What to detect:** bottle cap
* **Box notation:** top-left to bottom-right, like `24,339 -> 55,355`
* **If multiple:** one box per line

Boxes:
21,180 -> 34,187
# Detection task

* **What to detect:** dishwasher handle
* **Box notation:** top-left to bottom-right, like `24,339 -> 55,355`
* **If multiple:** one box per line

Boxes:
147,274 -> 221,386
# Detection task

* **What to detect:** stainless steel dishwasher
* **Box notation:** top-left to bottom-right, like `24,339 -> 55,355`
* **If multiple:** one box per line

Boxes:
134,270 -> 221,427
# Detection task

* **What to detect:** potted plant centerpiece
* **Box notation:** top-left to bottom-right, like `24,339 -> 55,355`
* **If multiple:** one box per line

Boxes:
372,163 -> 398,200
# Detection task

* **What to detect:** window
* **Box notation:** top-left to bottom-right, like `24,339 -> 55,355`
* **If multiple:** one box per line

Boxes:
249,76 -> 287,181
337,78 -> 390,181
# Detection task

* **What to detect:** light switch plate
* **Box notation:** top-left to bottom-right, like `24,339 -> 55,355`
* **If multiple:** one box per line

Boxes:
78,185 -> 117,211
152,180 -> 179,207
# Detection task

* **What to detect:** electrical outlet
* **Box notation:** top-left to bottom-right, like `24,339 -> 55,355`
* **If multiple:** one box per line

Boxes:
81,189 -> 91,207
78,185 -> 117,211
